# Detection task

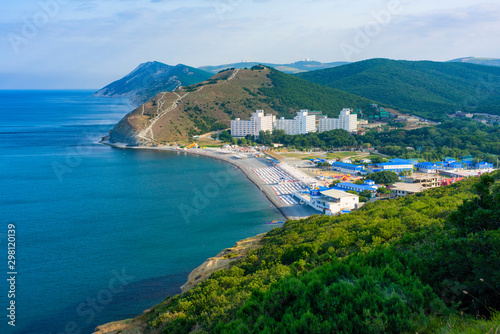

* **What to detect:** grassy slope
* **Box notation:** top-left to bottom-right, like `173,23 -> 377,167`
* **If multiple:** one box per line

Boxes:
117,66 -> 376,143
126,172 -> 500,333
296,59 -> 500,120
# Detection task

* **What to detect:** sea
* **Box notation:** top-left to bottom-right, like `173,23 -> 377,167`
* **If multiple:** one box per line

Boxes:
0,90 -> 284,334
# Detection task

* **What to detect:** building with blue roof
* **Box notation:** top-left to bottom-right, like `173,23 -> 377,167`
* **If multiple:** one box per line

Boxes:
369,162 -> 413,173
330,161 -> 365,174
462,160 -> 476,169
476,161 -> 494,169
310,158 -> 327,164
336,180 -> 381,198
389,158 -> 416,165
444,161 -> 464,170
415,162 -> 441,173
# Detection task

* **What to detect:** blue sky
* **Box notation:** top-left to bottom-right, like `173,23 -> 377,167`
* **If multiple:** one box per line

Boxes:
1,0 -> 499,89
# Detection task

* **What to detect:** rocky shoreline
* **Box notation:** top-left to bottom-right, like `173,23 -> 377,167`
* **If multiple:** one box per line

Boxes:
93,234 -> 267,334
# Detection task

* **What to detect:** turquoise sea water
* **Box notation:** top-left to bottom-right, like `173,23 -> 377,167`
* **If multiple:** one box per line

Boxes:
0,90 -> 283,334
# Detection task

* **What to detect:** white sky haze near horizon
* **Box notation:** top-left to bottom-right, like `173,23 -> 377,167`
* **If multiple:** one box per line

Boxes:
0,0 -> 499,89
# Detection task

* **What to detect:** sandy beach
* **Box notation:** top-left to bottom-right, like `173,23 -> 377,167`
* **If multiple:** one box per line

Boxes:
101,139 -> 320,220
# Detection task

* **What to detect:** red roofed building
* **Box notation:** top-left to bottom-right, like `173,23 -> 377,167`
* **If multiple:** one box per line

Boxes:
441,177 -> 465,186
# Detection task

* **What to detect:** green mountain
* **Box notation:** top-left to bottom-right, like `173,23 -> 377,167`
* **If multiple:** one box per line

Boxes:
94,61 -> 212,106
199,60 -> 349,74
449,57 -> 500,67
296,58 -> 500,120
109,66 -> 376,145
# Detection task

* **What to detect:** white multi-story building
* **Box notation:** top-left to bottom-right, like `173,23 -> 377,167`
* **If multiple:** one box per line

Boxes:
293,188 -> 359,216
318,108 -> 358,133
275,110 -> 316,135
231,110 -> 276,137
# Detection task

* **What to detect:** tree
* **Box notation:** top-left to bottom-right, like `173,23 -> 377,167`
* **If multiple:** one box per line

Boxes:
377,186 -> 390,194
219,131 -> 232,142
367,171 -> 399,185
371,156 -> 388,164
359,190 -> 373,199
329,180 -> 341,187
448,173 -> 499,234
259,130 -> 272,145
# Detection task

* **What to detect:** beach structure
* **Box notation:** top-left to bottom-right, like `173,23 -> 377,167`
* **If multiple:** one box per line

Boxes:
251,164 -> 316,206
330,161 -> 365,174
390,182 -> 424,197
443,161 -> 464,171
318,108 -> 358,133
415,162 -> 441,173
369,162 -> 414,173
231,110 -> 276,137
275,110 -> 316,135
403,175 -> 440,188
441,177 -> 465,186
335,180 -> 380,198
389,158 -> 416,165
294,188 -> 359,216
476,161 -> 494,170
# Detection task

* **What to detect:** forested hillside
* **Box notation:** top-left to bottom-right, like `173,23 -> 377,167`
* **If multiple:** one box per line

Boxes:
109,66 -> 375,144
124,171 -> 500,333
94,62 -> 213,106
296,59 -> 500,120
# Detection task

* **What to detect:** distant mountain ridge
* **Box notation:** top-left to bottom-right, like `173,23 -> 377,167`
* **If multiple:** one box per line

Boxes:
94,62 -> 212,106
109,66 -> 375,145
199,60 -> 349,74
448,57 -> 500,67
297,58 -> 500,120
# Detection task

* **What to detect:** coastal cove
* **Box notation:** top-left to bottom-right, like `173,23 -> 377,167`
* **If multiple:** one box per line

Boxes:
0,91 -> 284,334
100,140 -> 320,221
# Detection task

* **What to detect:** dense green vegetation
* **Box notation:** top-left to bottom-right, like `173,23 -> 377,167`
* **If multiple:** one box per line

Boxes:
96,62 -> 213,106
296,58 -> 500,120
252,119 -> 499,163
358,120 -> 500,162
365,171 -> 400,185
138,172 -> 500,333
257,67 -> 376,118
